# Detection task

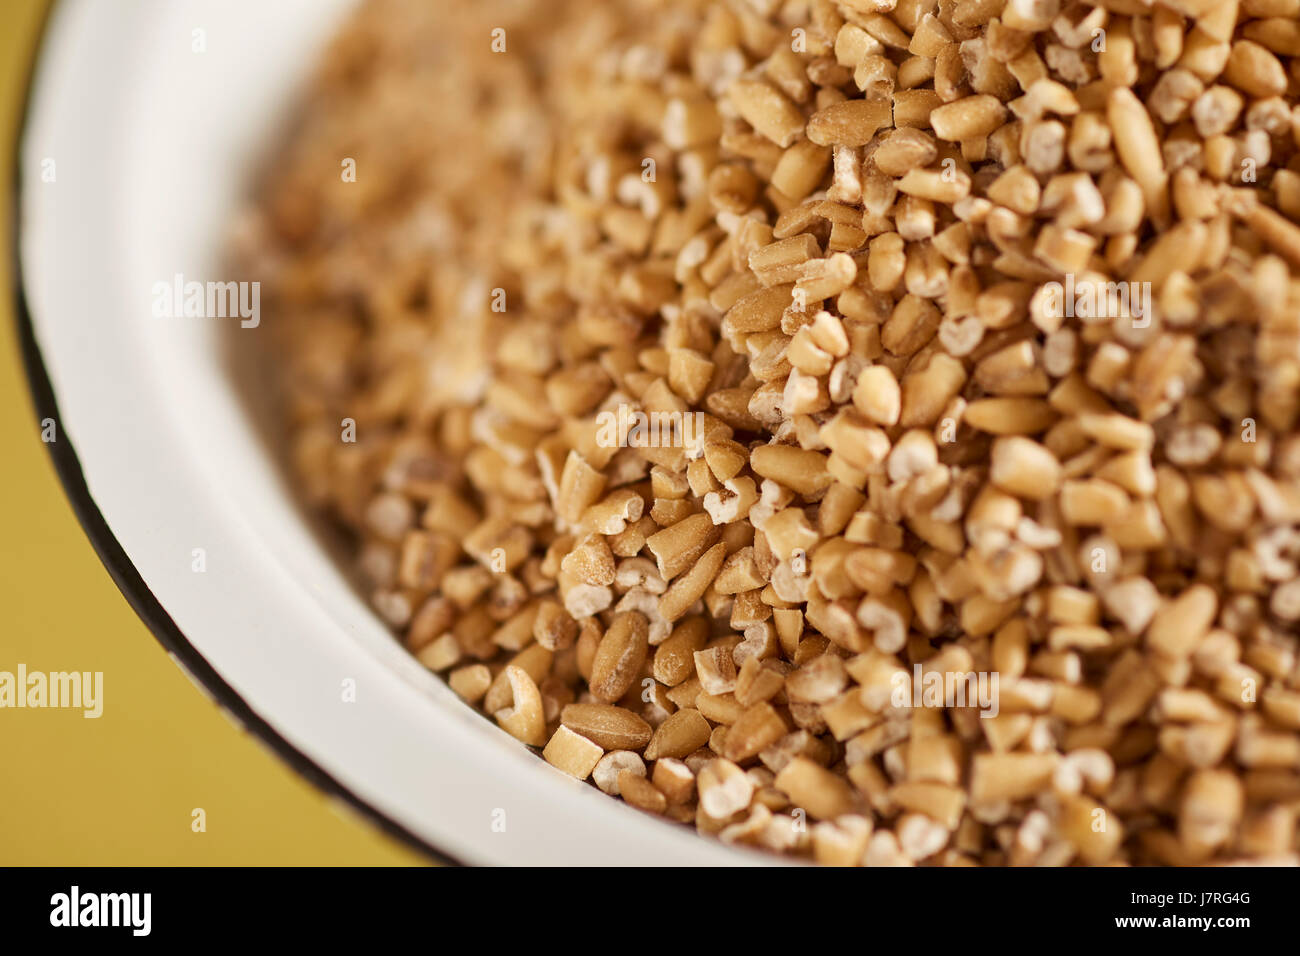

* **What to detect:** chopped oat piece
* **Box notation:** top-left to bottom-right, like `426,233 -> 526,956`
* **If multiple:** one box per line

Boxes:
245,0 -> 1300,866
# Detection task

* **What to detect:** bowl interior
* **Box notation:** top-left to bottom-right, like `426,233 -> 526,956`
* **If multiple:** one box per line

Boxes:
21,0 -> 766,865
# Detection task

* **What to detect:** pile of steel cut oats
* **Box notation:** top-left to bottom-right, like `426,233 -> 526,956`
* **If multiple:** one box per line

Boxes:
235,0 -> 1300,864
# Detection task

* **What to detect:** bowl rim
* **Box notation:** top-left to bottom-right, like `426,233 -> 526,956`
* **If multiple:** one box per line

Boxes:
13,0 -> 791,869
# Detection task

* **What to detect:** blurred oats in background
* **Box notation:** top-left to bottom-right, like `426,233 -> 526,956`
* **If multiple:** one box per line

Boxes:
0,0 -> 422,866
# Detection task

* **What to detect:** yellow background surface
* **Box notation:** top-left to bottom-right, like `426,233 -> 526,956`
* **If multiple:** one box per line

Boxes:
0,0 -> 425,865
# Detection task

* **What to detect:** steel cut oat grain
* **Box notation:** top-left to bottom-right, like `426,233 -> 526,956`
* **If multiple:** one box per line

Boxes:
235,0 -> 1300,865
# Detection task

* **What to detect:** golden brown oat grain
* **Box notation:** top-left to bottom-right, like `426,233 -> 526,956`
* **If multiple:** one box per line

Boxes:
242,0 -> 1300,866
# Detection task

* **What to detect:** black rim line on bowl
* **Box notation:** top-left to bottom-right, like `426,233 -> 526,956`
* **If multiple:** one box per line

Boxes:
10,1 -> 462,868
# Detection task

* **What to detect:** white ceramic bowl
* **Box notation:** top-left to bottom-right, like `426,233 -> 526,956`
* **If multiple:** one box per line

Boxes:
18,0 -> 767,865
